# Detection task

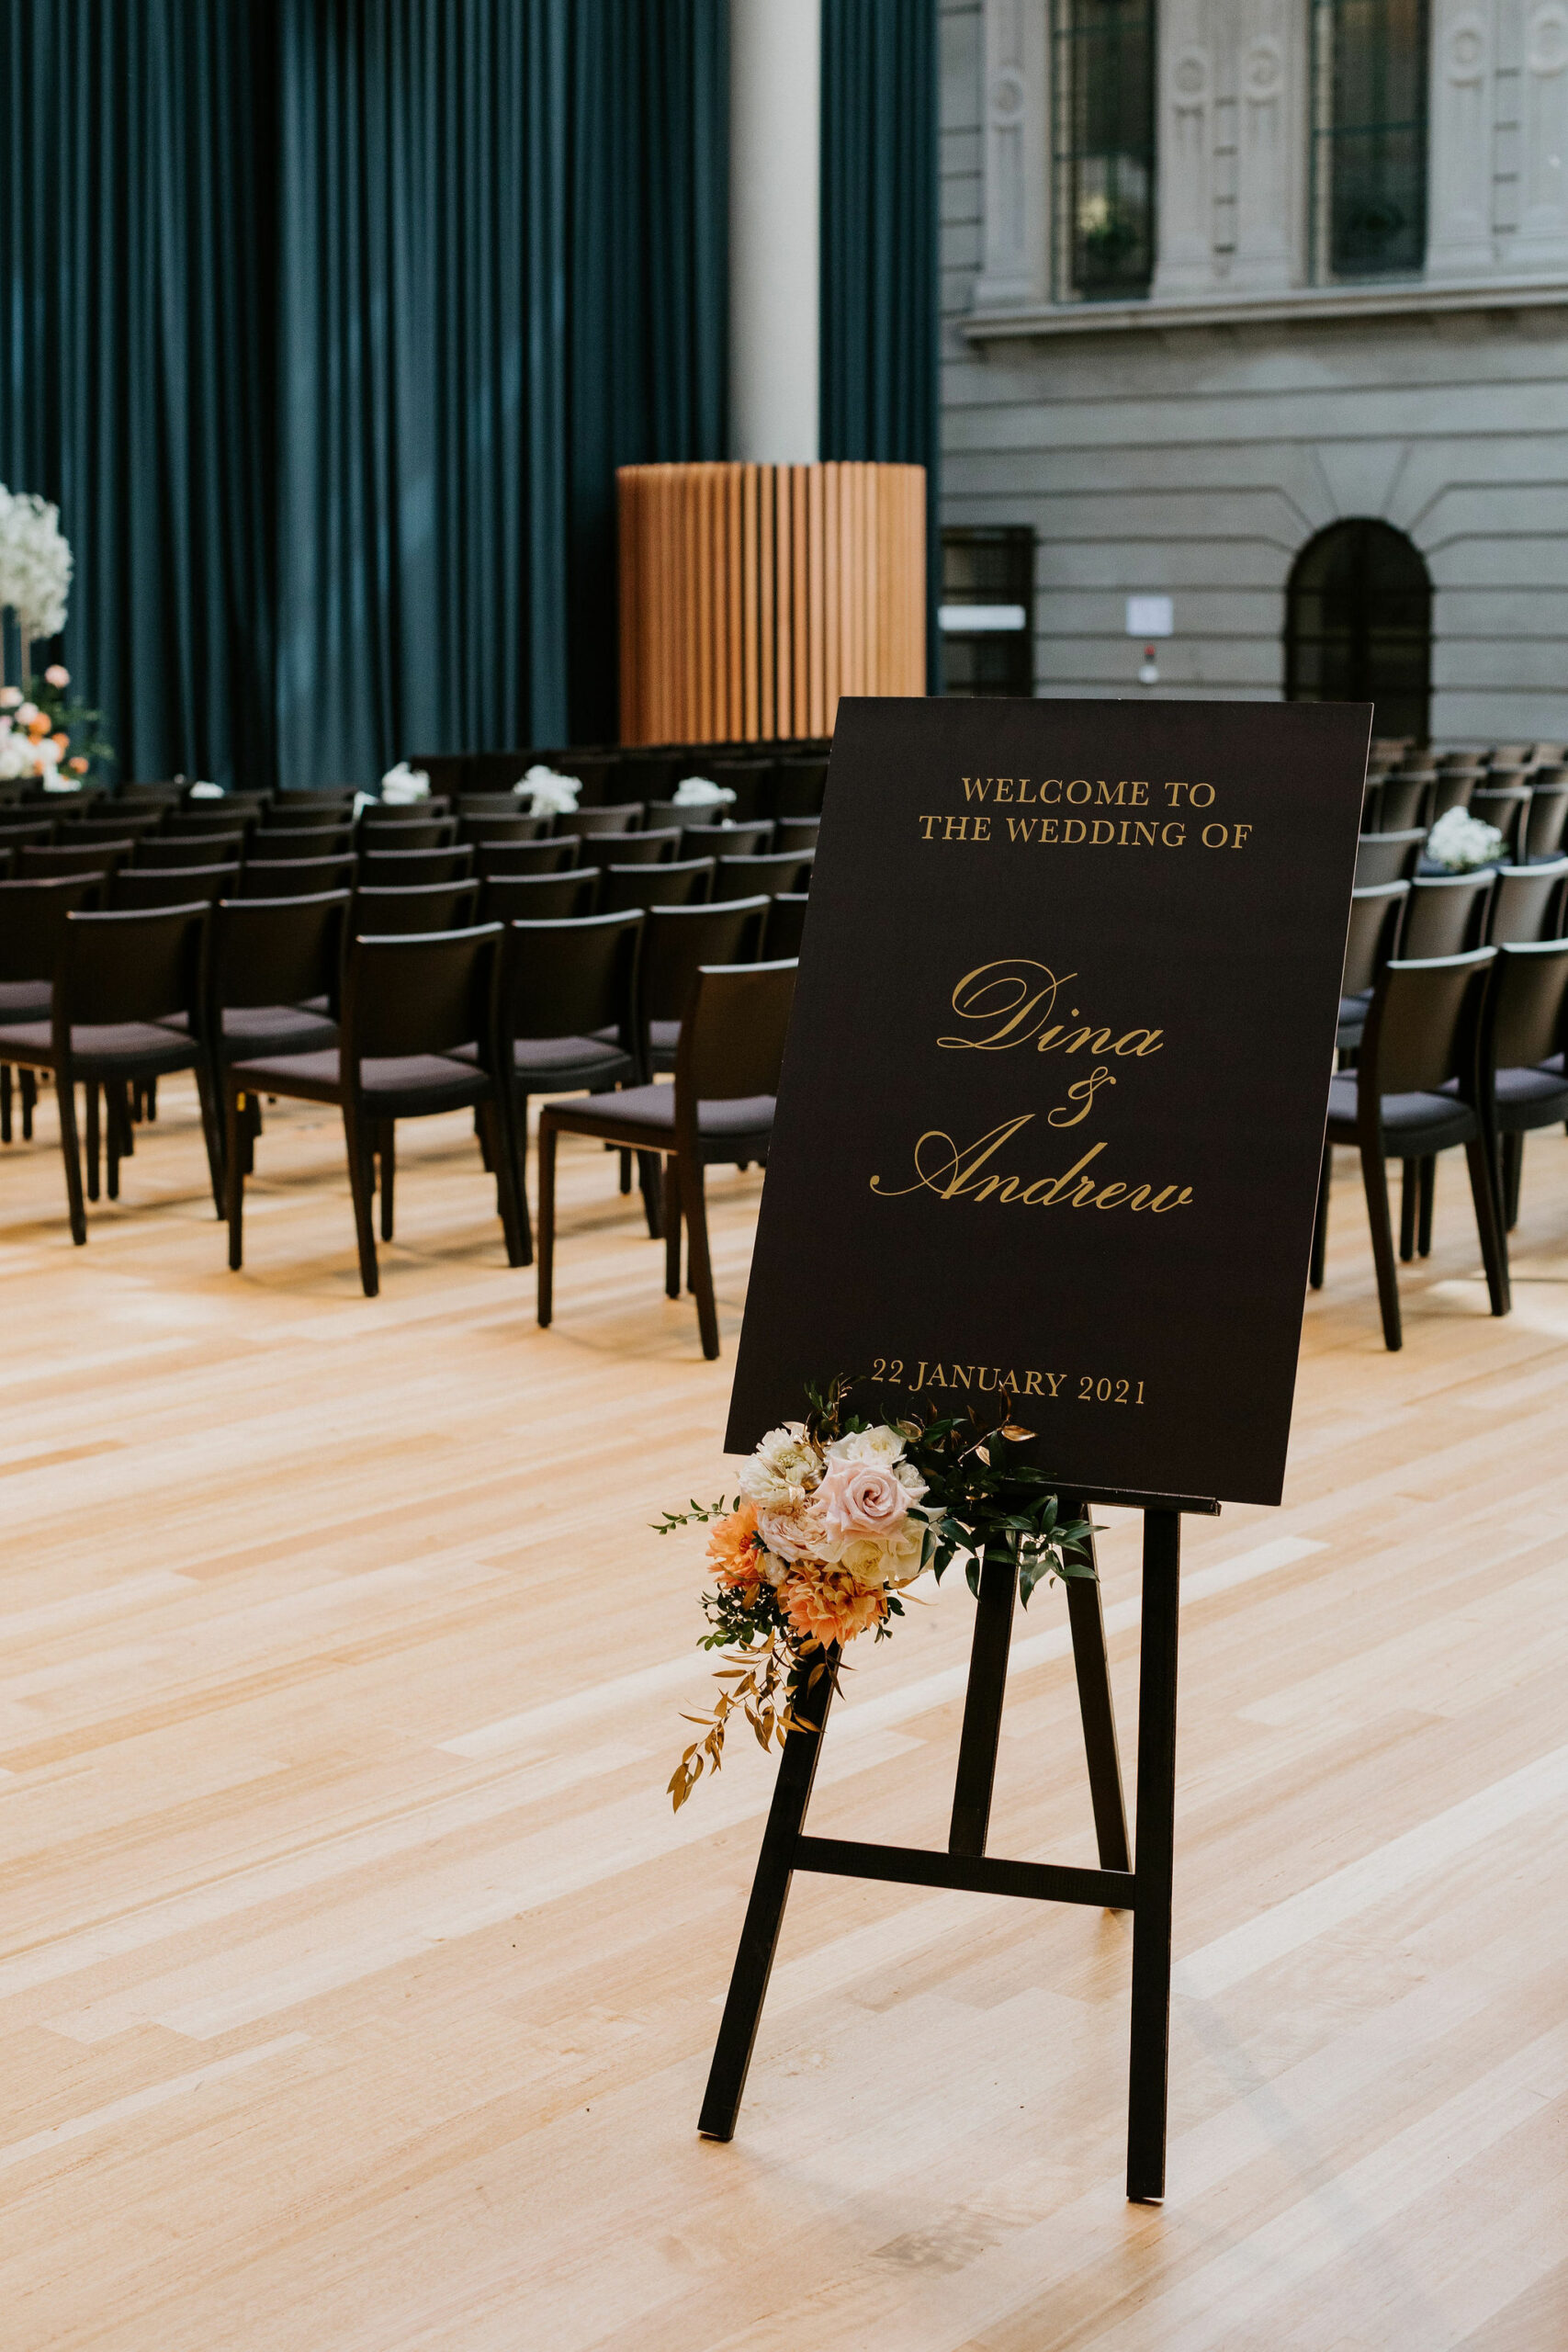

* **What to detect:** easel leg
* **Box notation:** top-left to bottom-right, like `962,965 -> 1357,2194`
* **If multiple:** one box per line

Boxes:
948,1550 -> 1017,1857
1126,1507 -> 1180,2204
1061,1498 -> 1131,1877
697,1644 -> 841,2141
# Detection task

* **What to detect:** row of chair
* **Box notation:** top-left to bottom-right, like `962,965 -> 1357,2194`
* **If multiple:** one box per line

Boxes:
0,886 -> 801,1354
1340,860 -> 1568,969
1314,937 -> 1568,1349
406,741 -> 831,819
1361,771 -> 1568,861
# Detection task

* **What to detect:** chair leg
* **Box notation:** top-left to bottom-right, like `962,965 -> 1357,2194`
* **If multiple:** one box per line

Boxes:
1417,1155 -> 1436,1259
663,1156 -> 682,1297
57,1076 -> 87,1246
479,1097 -> 525,1268
1465,1136 -> 1511,1317
342,1106 -> 380,1297
1359,1138 -> 1403,1351
619,1147 -> 632,1195
1309,1141 -> 1330,1290
20,1068 -> 36,1140
226,1085 -> 247,1268
513,1090 -> 534,1265
194,1062 -> 224,1217
378,1120 -> 396,1242
146,1076 -> 158,1122
1502,1131 -> 1524,1229
85,1081 -> 101,1204
475,1104 -> 492,1171
536,1114 -> 558,1326
106,1081 -> 124,1201
678,1151 -> 720,1359
1398,1158 -> 1416,1261
1,1064 -> 10,1144
637,1148 -> 662,1238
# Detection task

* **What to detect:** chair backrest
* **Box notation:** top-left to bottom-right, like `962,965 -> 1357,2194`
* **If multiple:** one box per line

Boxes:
597,857 -> 716,915
616,751 -> 683,801
1489,743 -> 1532,764
116,783 -> 185,808
358,844 -> 476,887
774,817 -> 821,854
263,797 -> 355,829
166,807 -> 259,837
112,863 -> 239,910
405,755 -> 467,797
639,898 -> 771,1038
457,812 -> 552,847
457,796 -> 544,824
1374,775 -> 1431,833
351,879 -> 481,933
356,814 -> 457,853
0,875 -> 104,981
476,835 -> 580,877
341,922 -> 503,1071
1340,882 -> 1409,998
1471,788 -> 1529,859
137,831 -> 246,867
581,828 -> 680,865
1429,769 -> 1480,820
17,839 -> 136,880
58,811 -> 164,844
479,870 -> 600,922
675,959 -> 798,1107
1487,859 -> 1568,945
773,757 -> 829,817
460,751 -> 538,796
57,904 -> 209,1032
249,824 -> 355,861
1353,829 -> 1424,888
764,891 -> 809,960
680,820 -> 774,861
716,850 -> 815,898
1361,948 -> 1494,1102
698,760 -> 773,820
1400,872 -> 1494,960
0,819 -> 56,850
1531,762 -> 1568,785
1523,783 -> 1568,863
208,888 -> 349,1018
239,854 -> 359,898
501,909 -> 642,1046
1486,939 -> 1568,1074
570,801 -> 645,835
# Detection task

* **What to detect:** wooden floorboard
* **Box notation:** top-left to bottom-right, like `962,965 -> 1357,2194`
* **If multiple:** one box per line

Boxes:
0,1078 -> 1565,2350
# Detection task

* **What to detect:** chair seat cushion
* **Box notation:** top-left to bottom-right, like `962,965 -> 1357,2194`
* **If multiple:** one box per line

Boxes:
160,1003 -> 340,1055
0,980 -> 50,1020
0,1018 -> 197,1076
1325,1070 -> 1476,1153
1494,1063 -> 1568,1128
229,1046 -> 491,1114
454,1034 -> 633,1089
649,1018 -> 680,1055
547,1081 -> 774,1148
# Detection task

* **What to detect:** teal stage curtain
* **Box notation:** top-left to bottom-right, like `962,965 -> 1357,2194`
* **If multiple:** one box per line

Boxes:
819,0 -> 941,678
0,1 -> 728,786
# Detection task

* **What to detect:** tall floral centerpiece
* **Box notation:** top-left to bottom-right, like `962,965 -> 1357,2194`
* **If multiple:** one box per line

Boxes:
0,484 -> 112,787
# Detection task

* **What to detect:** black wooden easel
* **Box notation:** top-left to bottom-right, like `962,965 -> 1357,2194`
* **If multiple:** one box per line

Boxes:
697,1486 -> 1219,2203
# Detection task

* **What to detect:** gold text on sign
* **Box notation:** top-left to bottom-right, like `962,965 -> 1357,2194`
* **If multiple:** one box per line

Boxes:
937,960 -> 1164,1058
870,1118 -> 1194,1214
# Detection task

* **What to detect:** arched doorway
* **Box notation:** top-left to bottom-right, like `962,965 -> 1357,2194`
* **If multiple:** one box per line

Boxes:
1285,520 -> 1431,741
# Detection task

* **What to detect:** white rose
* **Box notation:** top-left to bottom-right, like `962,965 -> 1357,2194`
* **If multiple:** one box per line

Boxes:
739,1421 -> 822,1507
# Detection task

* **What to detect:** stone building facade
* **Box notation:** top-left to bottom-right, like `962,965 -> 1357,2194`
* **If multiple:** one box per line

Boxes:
940,0 -> 1568,744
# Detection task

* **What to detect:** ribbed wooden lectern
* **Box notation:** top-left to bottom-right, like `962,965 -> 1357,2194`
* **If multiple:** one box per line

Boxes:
617,460 -> 926,745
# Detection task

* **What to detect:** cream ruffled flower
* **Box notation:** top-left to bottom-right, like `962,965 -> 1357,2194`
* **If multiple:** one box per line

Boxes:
739,1421 -> 821,1507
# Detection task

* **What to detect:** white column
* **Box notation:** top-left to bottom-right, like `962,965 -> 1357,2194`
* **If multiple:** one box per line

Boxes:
1154,0 -> 1220,294
1427,0 -> 1498,277
975,0 -> 1052,309
1515,0 -> 1568,266
729,0 -> 820,463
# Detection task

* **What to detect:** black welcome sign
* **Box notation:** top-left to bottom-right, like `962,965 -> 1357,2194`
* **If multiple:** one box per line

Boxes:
728,695 -> 1371,1506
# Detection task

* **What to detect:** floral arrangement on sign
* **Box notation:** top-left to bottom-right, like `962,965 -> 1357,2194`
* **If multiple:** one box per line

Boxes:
659,1377 -> 1094,1809
0,485 -> 113,786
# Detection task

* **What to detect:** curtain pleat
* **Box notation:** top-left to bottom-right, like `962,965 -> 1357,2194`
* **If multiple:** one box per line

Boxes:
0,0 -> 728,786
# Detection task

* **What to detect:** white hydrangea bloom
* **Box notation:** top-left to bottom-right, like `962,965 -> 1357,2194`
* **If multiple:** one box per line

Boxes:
0,483 -> 72,642
520,763 -> 581,817
671,776 -> 736,808
1427,806 -> 1505,874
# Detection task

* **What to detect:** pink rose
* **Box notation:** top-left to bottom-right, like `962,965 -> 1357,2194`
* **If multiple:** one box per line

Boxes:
818,1458 -> 908,1544
43,664 -> 70,689
755,1500 -> 829,1564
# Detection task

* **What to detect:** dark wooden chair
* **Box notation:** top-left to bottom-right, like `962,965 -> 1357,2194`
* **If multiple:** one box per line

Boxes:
479,870 -> 600,922
1337,881 -> 1408,1053
476,837 -> 581,878
457,812 -> 553,848
1353,830 -> 1425,888
1479,940 -> 1568,1231
773,757 -> 829,816
18,839 -> 137,883
350,879 -> 481,934
197,889 -> 347,1191
115,783 -> 185,811
457,796 -> 546,825
716,849 -> 814,899
112,864 -> 239,910
1487,860 -> 1568,945
1429,769 -> 1482,820
763,891 -> 809,960
358,845 -> 476,888
264,795 -> 356,827
1400,873 -> 1494,959
224,922 -> 519,1296
680,820 -> 773,862
570,802 -> 646,836
537,958 -> 796,1359
0,902 -> 217,1236
355,814 -> 457,854
1310,948 -> 1507,1350
59,810 -> 165,845
1374,775 -> 1432,832
1470,787 -> 1530,863
597,857 -> 716,915
164,808 -> 260,841
135,831 -> 246,867
1522,783 -> 1568,864
484,910 -> 646,1260
239,854 -> 359,898
578,828 -> 680,867
774,817 -> 821,855
699,760 -> 773,821
637,898 -> 771,1077
0,875 -> 103,1142
248,824 -> 355,861
0,820 -> 57,853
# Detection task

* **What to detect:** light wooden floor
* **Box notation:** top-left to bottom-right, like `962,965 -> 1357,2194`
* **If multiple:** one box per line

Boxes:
2,1076 -> 1567,2351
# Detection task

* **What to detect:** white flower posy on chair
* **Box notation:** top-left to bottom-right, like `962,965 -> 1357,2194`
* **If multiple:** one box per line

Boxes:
1426,806 -> 1506,873
518,763 -> 581,817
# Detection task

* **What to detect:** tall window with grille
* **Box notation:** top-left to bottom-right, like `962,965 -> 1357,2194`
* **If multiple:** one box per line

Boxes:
1052,0 -> 1156,300
1311,0 -> 1430,278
